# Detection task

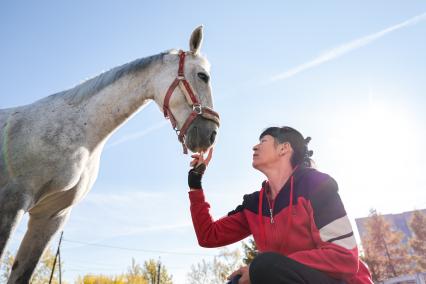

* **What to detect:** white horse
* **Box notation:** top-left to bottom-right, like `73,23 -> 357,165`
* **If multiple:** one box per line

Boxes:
0,26 -> 219,283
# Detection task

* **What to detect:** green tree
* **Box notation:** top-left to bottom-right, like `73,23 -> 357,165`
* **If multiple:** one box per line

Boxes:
241,238 -> 258,265
362,209 -> 412,282
409,210 -> 426,271
186,247 -> 242,284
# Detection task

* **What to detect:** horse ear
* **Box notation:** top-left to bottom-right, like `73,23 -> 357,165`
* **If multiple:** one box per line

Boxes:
189,25 -> 204,54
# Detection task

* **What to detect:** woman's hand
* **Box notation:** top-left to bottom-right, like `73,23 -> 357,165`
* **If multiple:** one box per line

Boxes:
227,265 -> 250,284
190,147 -> 213,169
188,148 -> 213,190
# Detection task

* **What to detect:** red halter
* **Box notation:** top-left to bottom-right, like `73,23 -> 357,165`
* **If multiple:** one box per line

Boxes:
163,50 -> 220,154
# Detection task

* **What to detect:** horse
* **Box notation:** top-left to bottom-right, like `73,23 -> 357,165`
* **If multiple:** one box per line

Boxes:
0,26 -> 220,283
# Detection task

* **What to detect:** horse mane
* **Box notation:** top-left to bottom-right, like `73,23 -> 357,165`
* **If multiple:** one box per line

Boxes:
62,49 -> 178,106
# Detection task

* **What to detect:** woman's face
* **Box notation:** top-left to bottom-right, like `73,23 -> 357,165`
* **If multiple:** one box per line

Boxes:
252,135 -> 281,170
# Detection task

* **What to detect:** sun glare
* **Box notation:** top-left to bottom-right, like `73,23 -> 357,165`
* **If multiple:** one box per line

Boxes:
329,97 -> 422,215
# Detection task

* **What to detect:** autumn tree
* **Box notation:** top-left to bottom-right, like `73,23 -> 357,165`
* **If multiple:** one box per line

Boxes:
362,209 -> 412,282
75,274 -> 127,284
0,251 -> 14,283
409,210 -> 426,271
76,258 -> 172,284
125,258 -> 147,284
141,259 -> 173,284
0,248 -> 64,284
186,247 -> 242,284
241,238 -> 258,265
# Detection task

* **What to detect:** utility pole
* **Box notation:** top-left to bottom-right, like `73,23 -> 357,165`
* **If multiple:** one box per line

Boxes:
58,235 -> 62,284
49,231 -> 63,284
156,258 -> 161,284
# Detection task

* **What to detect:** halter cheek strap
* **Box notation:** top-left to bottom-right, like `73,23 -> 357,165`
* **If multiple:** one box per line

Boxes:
163,50 -> 220,154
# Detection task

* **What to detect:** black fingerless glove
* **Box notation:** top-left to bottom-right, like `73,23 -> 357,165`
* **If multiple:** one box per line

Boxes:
188,163 -> 206,189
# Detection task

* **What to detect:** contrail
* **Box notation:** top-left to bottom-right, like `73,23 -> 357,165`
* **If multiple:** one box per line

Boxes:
105,120 -> 169,149
269,12 -> 426,82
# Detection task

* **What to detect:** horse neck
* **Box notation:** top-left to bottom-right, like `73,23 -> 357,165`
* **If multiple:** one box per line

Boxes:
77,59 -> 163,149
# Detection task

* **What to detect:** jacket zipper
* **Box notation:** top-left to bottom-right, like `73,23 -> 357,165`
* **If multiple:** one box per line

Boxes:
266,194 -> 275,224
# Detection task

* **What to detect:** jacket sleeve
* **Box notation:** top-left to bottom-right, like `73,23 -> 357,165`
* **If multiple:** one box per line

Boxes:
189,190 -> 251,247
288,176 -> 359,279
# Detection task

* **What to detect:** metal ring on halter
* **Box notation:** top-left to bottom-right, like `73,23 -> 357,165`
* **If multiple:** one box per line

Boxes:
192,104 -> 202,114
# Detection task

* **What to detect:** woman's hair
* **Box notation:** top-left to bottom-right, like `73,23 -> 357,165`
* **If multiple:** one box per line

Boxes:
259,126 -> 314,168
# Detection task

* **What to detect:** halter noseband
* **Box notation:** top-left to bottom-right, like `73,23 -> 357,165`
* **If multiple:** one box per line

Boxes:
163,50 -> 220,154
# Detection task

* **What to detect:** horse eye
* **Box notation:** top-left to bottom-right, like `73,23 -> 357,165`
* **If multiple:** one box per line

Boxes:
197,72 -> 210,83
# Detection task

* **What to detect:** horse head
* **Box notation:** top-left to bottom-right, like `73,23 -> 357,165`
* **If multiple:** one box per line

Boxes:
153,26 -> 220,153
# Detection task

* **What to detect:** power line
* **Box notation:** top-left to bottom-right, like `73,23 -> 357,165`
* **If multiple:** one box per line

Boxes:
58,259 -> 120,269
62,238 -> 217,257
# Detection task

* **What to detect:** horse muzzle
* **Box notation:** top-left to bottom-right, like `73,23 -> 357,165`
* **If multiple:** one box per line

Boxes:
184,116 -> 218,153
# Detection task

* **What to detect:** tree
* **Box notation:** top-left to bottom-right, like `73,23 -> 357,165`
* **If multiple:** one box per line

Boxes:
125,258 -> 147,284
186,259 -> 212,284
241,238 -> 258,265
32,247 -> 66,284
0,248 -> 64,284
141,259 -> 173,284
76,258 -> 172,284
186,247 -> 242,284
75,274 -> 127,284
362,209 -> 412,282
409,210 -> 426,271
0,251 -> 14,283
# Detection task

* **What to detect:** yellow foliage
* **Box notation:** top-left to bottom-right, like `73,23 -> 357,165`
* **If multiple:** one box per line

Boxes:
75,274 -> 148,284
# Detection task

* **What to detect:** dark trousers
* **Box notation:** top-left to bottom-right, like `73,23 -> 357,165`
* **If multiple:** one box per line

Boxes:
248,252 -> 345,284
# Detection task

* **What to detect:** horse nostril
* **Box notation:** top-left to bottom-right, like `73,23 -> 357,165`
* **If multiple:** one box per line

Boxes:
210,130 -> 217,144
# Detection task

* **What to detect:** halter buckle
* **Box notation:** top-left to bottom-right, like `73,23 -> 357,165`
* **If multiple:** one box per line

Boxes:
193,104 -> 202,114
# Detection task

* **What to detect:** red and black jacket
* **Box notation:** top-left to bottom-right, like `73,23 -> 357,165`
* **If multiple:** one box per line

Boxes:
189,166 -> 372,283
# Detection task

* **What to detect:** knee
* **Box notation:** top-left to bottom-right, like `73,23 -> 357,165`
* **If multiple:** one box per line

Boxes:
251,252 -> 278,270
249,252 -> 284,282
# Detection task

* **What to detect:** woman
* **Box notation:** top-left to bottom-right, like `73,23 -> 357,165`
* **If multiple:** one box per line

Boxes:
188,126 -> 372,284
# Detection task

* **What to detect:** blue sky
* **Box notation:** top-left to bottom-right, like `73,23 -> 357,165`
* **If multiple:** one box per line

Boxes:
1,1 -> 426,283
